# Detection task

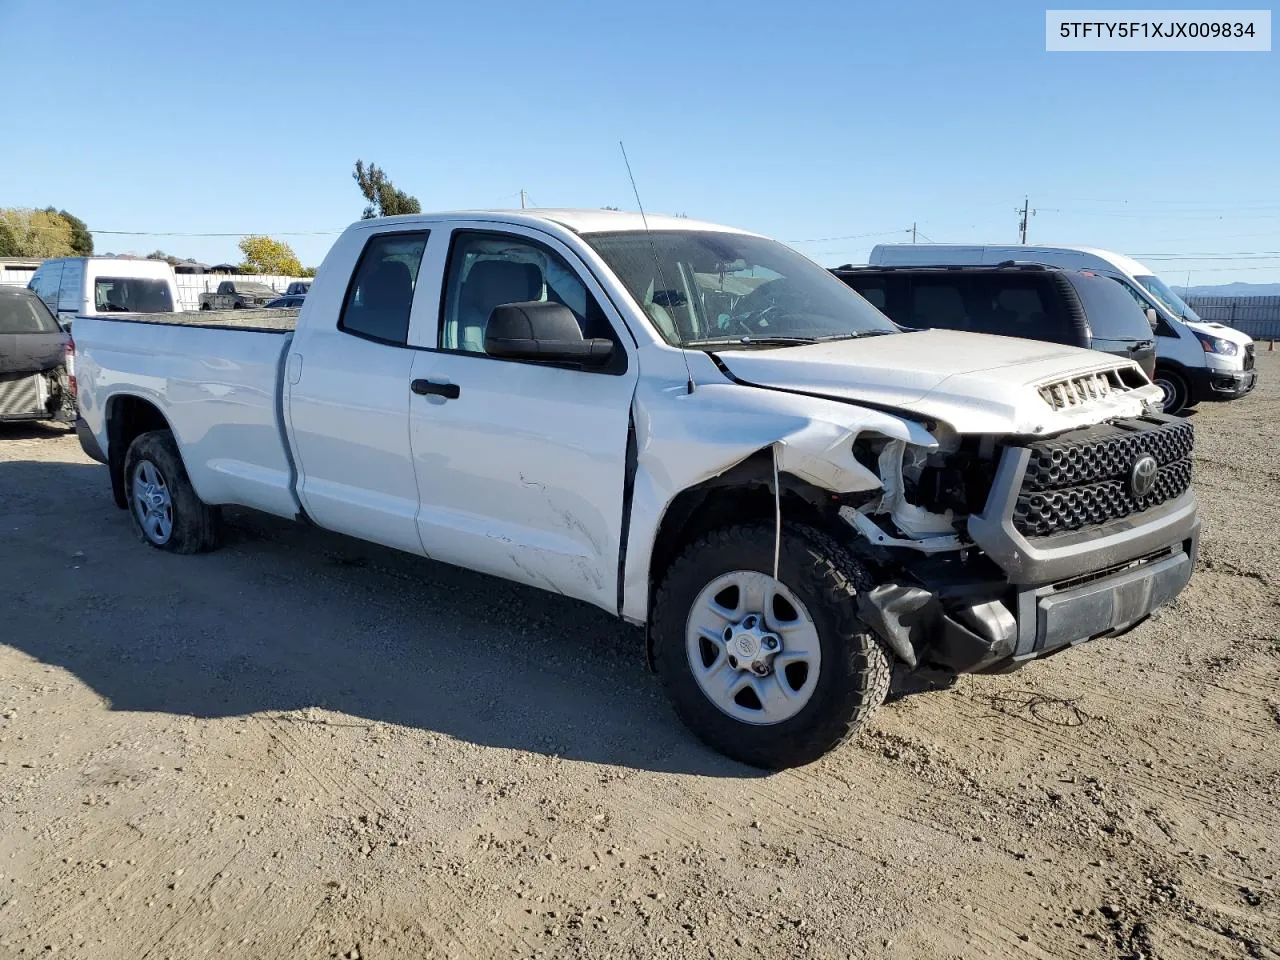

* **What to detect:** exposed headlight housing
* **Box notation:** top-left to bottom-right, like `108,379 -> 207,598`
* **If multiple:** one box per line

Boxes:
1195,332 -> 1238,356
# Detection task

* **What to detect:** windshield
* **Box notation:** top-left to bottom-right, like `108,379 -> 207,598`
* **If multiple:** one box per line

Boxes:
1136,274 -> 1200,323
0,292 -> 61,333
94,277 -> 174,313
584,231 -> 899,348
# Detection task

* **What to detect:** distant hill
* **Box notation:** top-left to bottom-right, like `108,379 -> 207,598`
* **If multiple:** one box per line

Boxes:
1183,282 -> 1280,298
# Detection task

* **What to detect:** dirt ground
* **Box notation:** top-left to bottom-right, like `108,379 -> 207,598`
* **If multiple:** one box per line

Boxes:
1,355 -> 1277,960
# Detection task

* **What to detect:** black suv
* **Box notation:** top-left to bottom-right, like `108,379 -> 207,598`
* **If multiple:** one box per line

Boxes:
831,264 -> 1158,379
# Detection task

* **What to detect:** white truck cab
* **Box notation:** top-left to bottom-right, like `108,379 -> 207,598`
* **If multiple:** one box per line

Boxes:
28,257 -> 179,326
70,211 -> 1200,768
869,244 -> 1257,414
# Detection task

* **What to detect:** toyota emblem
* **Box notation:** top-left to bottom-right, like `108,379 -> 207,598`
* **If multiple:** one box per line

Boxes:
1129,454 -> 1158,498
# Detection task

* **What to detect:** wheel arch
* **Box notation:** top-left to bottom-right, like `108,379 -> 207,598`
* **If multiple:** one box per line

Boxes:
105,394 -> 176,509
641,448 -> 850,669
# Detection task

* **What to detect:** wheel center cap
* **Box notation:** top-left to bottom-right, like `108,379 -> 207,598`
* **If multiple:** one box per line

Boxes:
733,633 -> 760,659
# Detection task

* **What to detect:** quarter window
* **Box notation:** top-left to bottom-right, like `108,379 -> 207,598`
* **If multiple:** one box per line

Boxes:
339,232 -> 429,344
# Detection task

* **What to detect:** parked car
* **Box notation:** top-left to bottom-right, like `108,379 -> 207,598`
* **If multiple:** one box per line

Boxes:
285,281 -> 311,296
71,210 -> 1197,769
28,257 -> 179,327
831,264 -> 1158,380
265,296 -> 306,309
199,280 -> 278,310
868,244 -> 1256,414
0,286 -> 74,425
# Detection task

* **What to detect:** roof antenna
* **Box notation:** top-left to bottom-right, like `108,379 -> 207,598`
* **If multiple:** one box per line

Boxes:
620,141 -> 695,394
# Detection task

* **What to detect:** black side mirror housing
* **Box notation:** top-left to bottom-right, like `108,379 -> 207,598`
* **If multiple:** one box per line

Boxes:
484,302 -> 614,366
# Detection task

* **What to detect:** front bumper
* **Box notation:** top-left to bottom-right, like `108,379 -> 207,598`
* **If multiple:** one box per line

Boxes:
1190,366 -> 1257,402
863,437 -> 1201,675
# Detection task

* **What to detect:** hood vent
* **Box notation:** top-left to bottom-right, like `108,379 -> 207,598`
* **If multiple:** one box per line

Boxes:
1037,370 -> 1128,411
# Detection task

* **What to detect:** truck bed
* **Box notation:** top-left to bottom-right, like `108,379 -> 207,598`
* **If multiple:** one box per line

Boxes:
73,312 -> 301,521
78,308 -> 299,333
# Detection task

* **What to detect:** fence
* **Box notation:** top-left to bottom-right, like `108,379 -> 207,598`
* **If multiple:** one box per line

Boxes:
173,274 -> 307,311
1186,295 -> 1280,341
0,267 -> 306,312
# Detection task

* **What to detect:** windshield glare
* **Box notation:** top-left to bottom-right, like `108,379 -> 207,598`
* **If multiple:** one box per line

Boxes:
584,231 -> 898,348
1136,274 -> 1200,322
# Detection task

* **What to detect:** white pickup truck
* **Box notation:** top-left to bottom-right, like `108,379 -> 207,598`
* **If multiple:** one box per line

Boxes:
72,210 -> 1200,768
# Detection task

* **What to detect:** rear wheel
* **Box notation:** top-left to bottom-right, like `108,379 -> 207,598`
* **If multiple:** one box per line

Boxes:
1153,367 -> 1190,415
123,430 -> 221,553
653,523 -> 891,769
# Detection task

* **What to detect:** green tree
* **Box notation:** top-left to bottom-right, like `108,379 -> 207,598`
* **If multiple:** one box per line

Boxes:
43,208 -> 93,255
0,221 -> 17,256
353,160 -> 421,219
0,208 -> 75,257
238,235 -> 304,275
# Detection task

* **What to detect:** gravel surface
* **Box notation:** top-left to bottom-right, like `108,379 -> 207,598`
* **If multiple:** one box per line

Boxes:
1,356 -> 1277,959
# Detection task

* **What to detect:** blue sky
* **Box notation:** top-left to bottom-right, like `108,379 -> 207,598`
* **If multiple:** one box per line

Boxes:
3,0 -> 1277,285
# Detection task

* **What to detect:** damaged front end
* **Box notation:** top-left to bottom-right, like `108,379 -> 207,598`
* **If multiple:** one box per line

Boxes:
841,415 -> 1200,678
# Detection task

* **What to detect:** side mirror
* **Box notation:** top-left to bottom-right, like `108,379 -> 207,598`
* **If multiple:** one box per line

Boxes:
484,302 -> 614,367
1144,307 -> 1158,329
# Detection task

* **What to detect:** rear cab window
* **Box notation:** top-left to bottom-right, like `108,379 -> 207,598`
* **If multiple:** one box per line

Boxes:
338,232 -> 429,344
0,291 -> 61,333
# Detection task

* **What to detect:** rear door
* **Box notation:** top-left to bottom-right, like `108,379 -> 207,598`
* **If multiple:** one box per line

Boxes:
406,224 -> 638,612
285,229 -> 431,555
1068,273 -> 1158,377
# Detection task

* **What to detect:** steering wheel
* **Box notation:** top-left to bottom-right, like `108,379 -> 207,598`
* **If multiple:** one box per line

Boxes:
722,278 -> 800,335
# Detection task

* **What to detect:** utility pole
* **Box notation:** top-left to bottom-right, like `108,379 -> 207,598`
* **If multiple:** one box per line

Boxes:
1016,196 -> 1034,243
911,221 -> 917,243
519,189 -> 527,210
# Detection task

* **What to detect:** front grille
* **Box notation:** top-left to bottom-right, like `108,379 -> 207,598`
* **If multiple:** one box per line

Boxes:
1012,416 -> 1194,538
1037,370 -> 1128,411
1244,343 -> 1255,371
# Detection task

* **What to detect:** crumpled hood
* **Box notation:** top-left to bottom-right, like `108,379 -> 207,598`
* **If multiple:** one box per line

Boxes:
713,329 -> 1158,436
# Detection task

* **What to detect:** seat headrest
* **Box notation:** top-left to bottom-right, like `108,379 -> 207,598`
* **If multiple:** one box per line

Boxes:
461,259 -> 542,307
363,259 -> 413,312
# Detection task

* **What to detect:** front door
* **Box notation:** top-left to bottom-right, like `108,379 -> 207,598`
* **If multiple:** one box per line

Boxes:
408,226 -> 638,612
286,230 -> 431,555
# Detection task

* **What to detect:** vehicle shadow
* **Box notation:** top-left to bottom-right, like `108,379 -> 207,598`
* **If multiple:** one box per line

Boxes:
0,457 -> 761,778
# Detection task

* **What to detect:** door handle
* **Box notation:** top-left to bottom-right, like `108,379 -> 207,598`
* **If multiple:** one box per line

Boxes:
411,379 -> 460,399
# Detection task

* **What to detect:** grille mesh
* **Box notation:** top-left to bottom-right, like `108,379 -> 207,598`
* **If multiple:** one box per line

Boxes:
1013,417 -> 1194,538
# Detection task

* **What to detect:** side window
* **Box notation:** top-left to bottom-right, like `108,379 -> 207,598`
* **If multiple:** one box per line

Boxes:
909,280 -> 970,331
847,278 -> 887,312
339,231 -> 429,345
1112,277 -> 1174,336
440,231 -> 615,355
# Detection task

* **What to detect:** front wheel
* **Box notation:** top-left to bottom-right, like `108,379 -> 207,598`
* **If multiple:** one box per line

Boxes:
123,430 -> 221,553
652,523 -> 891,769
1153,367 -> 1190,415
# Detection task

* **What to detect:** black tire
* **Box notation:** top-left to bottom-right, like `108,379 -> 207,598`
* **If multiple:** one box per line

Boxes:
652,523 -> 891,769
123,430 -> 221,554
1153,367 -> 1189,415
200,302 -> 211,310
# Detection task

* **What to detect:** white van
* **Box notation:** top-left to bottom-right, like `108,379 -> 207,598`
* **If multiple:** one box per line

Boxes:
868,244 -> 1256,414
28,257 -> 180,326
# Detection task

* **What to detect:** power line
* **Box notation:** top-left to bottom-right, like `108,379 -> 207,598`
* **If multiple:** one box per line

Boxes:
92,229 -> 343,237
788,228 -> 913,244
